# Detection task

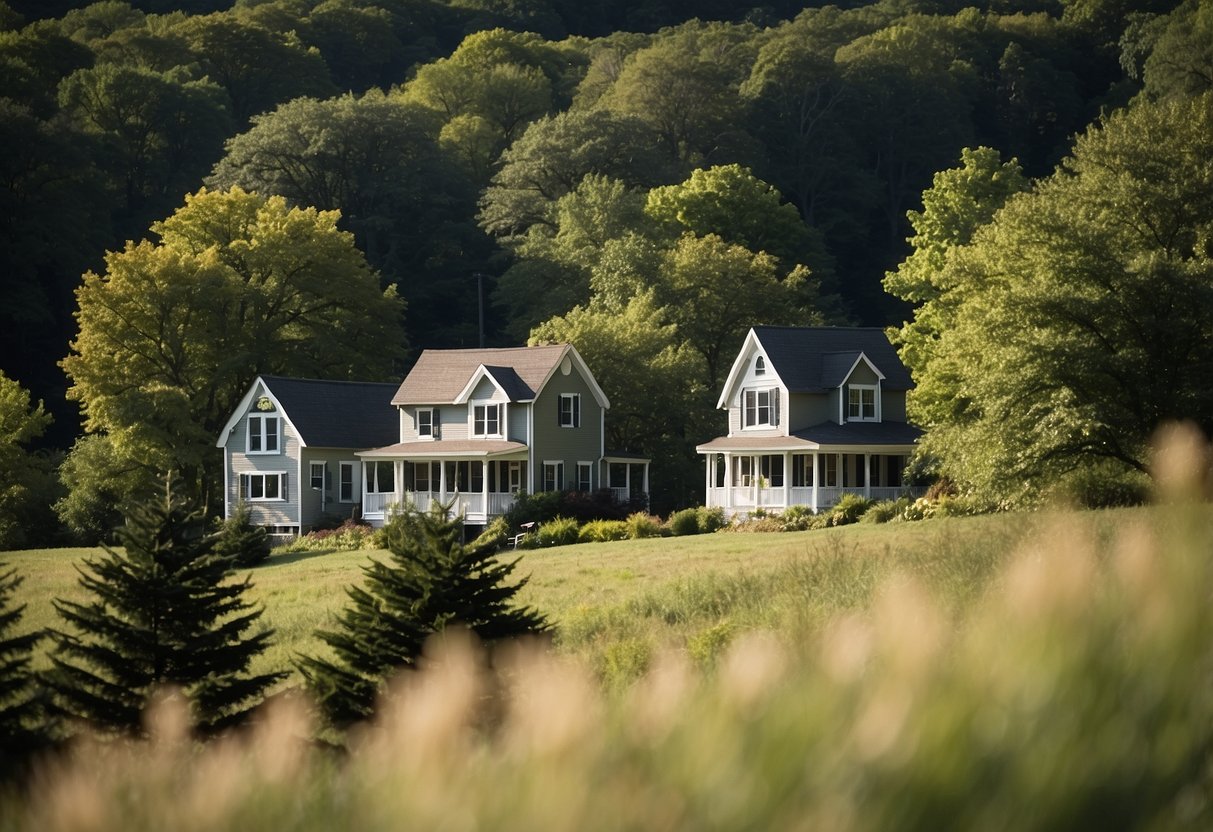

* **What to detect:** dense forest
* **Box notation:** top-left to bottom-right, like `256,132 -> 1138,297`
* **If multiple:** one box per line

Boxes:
1,0 -> 1210,546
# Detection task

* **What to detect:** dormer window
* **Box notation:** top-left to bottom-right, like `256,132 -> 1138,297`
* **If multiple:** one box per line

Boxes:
754,356 -> 766,376
473,403 -> 501,437
743,388 -> 779,428
247,414 -> 280,454
848,385 -> 877,421
558,393 -> 580,427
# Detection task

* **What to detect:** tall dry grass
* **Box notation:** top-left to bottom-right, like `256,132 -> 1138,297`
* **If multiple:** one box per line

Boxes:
6,426 -> 1212,831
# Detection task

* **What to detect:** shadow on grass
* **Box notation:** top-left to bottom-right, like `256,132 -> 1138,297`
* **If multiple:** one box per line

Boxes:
264,548 -> 350,568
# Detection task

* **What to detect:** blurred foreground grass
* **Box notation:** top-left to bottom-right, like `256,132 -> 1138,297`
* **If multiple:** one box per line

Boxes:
6,478 -> 1213,828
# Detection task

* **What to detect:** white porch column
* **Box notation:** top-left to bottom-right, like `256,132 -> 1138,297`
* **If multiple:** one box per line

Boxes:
864,453 -> 871,499
704,456 -> 712,507
481,459 -> 489,518
625,463 -> 631,497
811,451 -> 819,513
439,460 -> 447,503
837,453 -> 843,490
724,454 -> 733,510
394,460 -> 403,513
642,462 -> 649,502
783,451 -> 791,509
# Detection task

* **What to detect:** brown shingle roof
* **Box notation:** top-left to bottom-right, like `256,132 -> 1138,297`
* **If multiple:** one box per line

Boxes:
391,345 -> 569,405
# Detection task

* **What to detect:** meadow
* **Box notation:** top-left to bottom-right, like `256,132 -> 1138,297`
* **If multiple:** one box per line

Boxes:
10,508 -> 1068,685
4,484 -> 1213,830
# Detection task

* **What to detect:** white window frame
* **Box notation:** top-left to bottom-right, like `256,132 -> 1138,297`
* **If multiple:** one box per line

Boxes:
472,403 -> 502,438
365,461 -> 395,494
576,461 -> 592,492
543,461 -> 564,492
246,414 -> 280,454
742,388 -> 778,429
507,461 -> 523,493
242,471 -> 286,502
309,461 -> 324,491
339,461 -> 356,503
754,356 -> 766,376
847,384 -> 878,422
416,408 -> 435,439
559,393 -> 581,428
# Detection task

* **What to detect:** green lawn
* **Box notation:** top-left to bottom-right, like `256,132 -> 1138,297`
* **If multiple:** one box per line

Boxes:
1,507 -> 1144,686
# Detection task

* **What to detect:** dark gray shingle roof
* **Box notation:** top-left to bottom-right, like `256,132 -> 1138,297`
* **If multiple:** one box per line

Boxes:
751,326 -> 914,391
260,376 -> 398,449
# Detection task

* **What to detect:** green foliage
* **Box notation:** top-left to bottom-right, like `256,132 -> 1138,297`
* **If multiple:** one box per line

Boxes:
696,506 -> 726,533
0,371 -> 58,551
536,516 -> 579,548
686,619 -> 735,672
274,520 -> 381,555
665,508 -> 701,536
297,503 -> 550,728
47,480 -> 284,736
778,504 -> 816,531
212,502 -> 270,568
472,516 -> 511,551
826,493 -> 872,527
906,95 -> 1213,503
60,187 -> 405,510
578,519 -> 629,543
54,434 -> 145,546
1050,463 -> 1152,509
0,563 -> 46,776
625,512 -> 664,539
861,497 -> 912,524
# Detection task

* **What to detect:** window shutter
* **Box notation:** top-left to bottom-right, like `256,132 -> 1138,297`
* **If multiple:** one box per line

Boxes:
282,472 -> 289,502
238,474 -> 247,500
433,409 -> 441,437
573,394 -> 580,427
773,388 -> 781,426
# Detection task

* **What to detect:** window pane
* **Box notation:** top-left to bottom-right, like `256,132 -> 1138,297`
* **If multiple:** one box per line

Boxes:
418,410 -> 432,436
487,405 -> 499,434
340,464 -> 353,501
264,475 -> 279,499
249,418 -> 262,451
311,463 -> 324,490
250,476 -> 264,499
265,417 -> 279,452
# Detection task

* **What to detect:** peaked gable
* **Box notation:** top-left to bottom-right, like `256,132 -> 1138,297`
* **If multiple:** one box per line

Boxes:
393,344 -> 609,409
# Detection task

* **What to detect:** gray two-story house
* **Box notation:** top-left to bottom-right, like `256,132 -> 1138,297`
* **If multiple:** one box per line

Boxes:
357,343 -> 648,527
696,326 -> 925,516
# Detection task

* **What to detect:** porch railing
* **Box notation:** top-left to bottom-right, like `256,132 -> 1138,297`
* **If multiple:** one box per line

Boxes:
706,485 -> 929,513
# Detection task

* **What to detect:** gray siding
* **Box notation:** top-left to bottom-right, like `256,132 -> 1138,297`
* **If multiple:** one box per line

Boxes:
298,450 -> 362,530
227,397 -> 301,528
788,392 -> 833,431
529,366 -> 603,491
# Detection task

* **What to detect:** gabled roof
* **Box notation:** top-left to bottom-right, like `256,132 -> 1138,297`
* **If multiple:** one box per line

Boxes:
217,376 -> 398,449
752,326 -> 913,392
392,344 -> 609,408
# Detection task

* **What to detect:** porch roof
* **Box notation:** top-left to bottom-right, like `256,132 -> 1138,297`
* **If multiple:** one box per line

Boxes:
357,439 -> 528,459
696,421 -> 922,453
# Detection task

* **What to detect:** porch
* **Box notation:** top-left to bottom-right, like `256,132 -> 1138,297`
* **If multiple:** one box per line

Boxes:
360,456 -> 527,526
701,449 -> 924,516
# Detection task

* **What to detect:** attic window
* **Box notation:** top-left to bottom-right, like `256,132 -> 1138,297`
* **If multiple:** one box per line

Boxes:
848,385 -> 878,422
754,356 -> 766,376
247,414 -> 280,454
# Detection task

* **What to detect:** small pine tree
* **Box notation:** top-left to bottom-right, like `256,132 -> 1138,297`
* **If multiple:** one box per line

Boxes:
48,479 -> 286,736
213,502 -> 272,567
0,564 -> 46,777
298,503 -> 550,728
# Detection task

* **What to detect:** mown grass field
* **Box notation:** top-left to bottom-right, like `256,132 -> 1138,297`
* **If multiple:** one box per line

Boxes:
0,506 -> 1150,686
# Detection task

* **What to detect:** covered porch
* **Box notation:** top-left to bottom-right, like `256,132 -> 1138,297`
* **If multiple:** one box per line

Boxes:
603,452 -> 651,509
357,440 -> 528,526
696,423 -> 924,516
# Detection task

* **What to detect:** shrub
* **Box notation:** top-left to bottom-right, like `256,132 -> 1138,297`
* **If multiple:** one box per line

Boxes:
826,494 -> 872,526
779,505 -> 815,532
625,512 -> 664,539
696,506 -> 726,533
1052,462 -> 1151,509
275,519 -> 379,553
861,497 -> 911,524
730,515 -> 784,533
536,516 -> 580,548
502,491 -> 564,529
213,502 -> 271,567
472,516 -> 510,550
578,519 -> 628,543
666,508 -> 701,536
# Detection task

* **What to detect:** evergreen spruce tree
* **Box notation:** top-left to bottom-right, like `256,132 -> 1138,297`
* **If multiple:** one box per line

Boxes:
298,503 -> 550,728
0,564 -> 46,777
213,501 -> 272,567
48,479 -> 286,736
